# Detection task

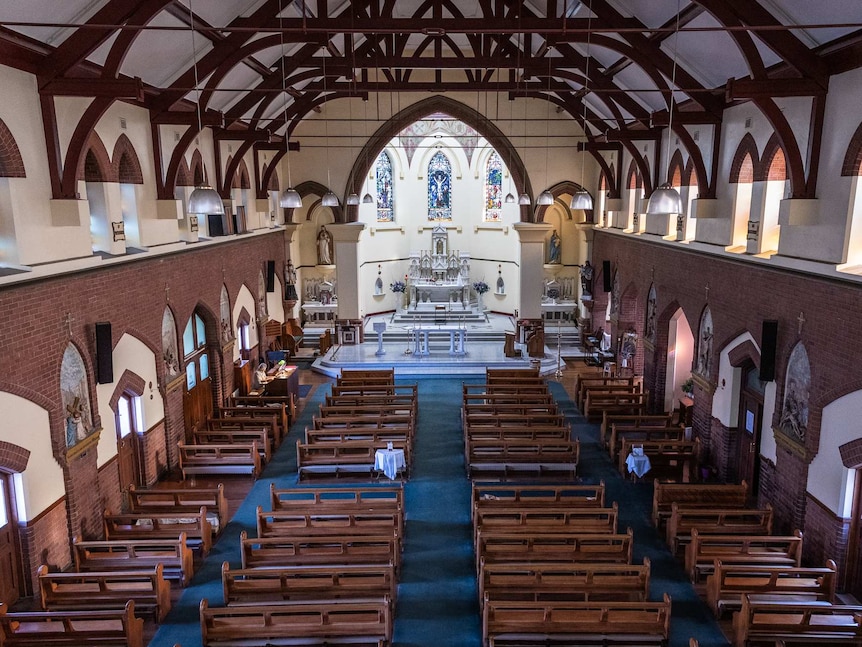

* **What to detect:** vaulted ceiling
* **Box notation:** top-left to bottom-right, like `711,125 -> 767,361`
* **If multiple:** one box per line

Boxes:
1,0 -> 861,143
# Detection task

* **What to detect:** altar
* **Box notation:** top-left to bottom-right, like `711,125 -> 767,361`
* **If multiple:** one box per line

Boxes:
411,326 -> 467,356
407,224 -> 471,308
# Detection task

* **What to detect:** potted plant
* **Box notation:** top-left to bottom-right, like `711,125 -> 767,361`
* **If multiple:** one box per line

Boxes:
681,377 -> 694,399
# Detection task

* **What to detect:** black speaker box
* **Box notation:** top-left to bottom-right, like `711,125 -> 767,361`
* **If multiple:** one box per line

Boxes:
266,260 -> 275,292
760,320 -> 778,382
602,260 -> 612,292
95,322 -> 113,384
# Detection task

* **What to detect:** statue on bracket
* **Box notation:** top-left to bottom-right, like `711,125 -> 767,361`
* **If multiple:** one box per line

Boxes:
695,307 -> 714,377
317,225 -> 333,265
547,229 -> 561,264
578,261 -> 594,296
284,259 -> 298,301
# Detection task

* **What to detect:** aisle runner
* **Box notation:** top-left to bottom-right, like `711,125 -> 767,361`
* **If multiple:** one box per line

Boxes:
393,377 -> 481,647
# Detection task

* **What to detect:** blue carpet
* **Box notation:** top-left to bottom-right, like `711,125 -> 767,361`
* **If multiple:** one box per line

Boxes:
150,378 -> 729,647
297,383 -> 313,398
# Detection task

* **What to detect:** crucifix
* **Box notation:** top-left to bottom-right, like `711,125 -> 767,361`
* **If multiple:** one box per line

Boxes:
64,313 -> 73,336
164,283 -> 170,301
797,311 -> 805,335
704,282 -> 710,301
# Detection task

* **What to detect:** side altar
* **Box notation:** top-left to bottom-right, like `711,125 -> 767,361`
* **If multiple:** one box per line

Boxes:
407,224 -> 470,309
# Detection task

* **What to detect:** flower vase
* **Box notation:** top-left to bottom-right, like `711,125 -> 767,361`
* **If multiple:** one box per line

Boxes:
477,292 -> 484,312
403,291 -> 410,310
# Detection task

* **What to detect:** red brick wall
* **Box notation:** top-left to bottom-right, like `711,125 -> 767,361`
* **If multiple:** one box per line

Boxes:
0,231 -> 286,589
19,498 -> 69,595
590,230 -> 862,567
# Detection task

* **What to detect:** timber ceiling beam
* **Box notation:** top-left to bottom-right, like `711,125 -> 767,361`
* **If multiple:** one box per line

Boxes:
39,77 -> 144,100
726,77 -> 827,99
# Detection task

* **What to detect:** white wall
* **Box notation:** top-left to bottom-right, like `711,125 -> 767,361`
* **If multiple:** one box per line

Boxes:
809,390 -> 862,516
0,393 -> 64,521
232,283 -> 259,362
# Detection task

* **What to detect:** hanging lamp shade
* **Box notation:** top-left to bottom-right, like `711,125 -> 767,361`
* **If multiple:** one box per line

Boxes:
321,191 -> 340,207
518,192 -> 531,206
188,185 -> 224,215
279,188 -> 302,208
536,190 -> 554,206
346,192 -> 361,206
570,189 -> 594,210
646,183 -> 682,215
362,192 -> 375,204
504,192 -> 516,204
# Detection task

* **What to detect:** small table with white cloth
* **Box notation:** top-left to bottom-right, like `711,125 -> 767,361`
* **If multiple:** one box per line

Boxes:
374,448 -> 406,480
625,447 -> 651,480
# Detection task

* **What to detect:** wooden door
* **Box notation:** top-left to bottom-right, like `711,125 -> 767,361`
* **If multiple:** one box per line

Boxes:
736,365 -> 765,497
183,377 -> 214,443
0,474 -> 21,606
115,395 -> 141,489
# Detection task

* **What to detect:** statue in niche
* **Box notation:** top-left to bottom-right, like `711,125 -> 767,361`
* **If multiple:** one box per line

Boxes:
578,261 -> 594,296
219,286 -> 231,341
284,259 -> 298,302
317,226 -> 333,265
779,343 -> 810,442
645,286 -> 657,345
60,345 -> 93,448
696,309 -> 714,377
547,230 -> 561,264
161,308 -> 180,379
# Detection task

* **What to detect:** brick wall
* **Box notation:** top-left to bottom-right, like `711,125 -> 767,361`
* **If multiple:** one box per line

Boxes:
19,498 -> 69,595
0,231 -> 286,590
590,230 -> 862,569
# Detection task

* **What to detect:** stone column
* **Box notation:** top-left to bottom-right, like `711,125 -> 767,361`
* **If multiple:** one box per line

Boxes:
328,222 -> 366,319
513,222 -> 553,319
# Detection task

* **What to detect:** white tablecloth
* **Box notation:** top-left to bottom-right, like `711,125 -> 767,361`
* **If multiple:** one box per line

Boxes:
374,449 -> 406,480
625,452 -> 651,478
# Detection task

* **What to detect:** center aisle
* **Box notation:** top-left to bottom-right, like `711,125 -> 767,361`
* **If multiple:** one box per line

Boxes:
394,377 -> 481,647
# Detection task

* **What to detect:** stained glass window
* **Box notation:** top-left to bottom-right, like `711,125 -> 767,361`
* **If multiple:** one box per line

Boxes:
484,151 -> 503,221
427,151 -> 452,221
375,152 -> 394,222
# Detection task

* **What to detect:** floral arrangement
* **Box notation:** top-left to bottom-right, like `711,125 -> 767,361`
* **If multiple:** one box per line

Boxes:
472,281 -> 490,295
390,280 -> 407,293
681,377 -> 694,397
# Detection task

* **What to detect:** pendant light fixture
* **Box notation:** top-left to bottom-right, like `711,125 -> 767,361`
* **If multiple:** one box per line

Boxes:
570,0 -> 594,211
362,39 -> 379,205
345,15 -> 360,207
320,40 -> 340,208
276,0 -> 302,209
186,0 -> 224,216
516,26 -> 531,207
646,0 -> 683,216
536,47 -> 554,206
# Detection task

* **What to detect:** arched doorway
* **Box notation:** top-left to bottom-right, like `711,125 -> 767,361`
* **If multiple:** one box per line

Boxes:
664,308 -> 694,414
0,470 -> 21,605
115,392 -> 144,489
735,362 -> 765,496
182,308 -> 216,442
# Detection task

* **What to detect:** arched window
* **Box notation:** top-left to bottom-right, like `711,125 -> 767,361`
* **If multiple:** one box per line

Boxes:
729,134 -> 759,250
757,139 -> 788,254
428,151 -> 452,221
842,122 -> 862,267
182,311 -> 209,390
375,152 -> 394,222
484,151 -> 503,222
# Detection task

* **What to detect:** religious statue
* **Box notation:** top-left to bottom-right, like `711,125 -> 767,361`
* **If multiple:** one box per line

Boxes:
697,322 -> 714,376
548,230 -> 561,264
65,396 -> 86,446
284,259 -> 298,301
317,226 -> 333,265
578,261 -> 594,296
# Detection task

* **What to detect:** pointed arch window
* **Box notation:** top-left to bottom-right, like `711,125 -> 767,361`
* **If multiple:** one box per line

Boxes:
428,151 -> 452,221
375,152 -> 394,222
183,311 -> 209,389
484,151 -> 503,222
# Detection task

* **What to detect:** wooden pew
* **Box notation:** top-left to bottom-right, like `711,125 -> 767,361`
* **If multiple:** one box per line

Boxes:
462,402 -> 559,416
37,564 -> 171,622
600,412 -> 675,451
202,418 -> 283,447
707,559 -> 837,617
200,597 -> 392,647
325,394 -> 416,409
127,484 -> 228,536
482,593 -> 671,647
296,440 -> 410,480
463,413 -> 567,428
104,507 -> 213,555
575,375 -> 638,406
486,367 -> 539,378
330,384 -> 417,397
319,403 -> 416,418
583,389 -> 648,420
193,427 -> 271,464
477,529 -> 634,568
618,437 -> 700,482
463,384 -> 551,396
578,379 -> 641,410
256,506 -> 401,541
0,600 -> 144,647
177,442 -> 262,480
306,427 -> 412,446
685,530 -> 804,583
73,533 -> 194,587
474,504 -> 619,540
667,504 -> 774,553
608,424 -> 685,460
652,480 -> 749,528
472,482 -> 605,519
221,562 -> 397,605
479,557 -> 651,604
340,368 -> 395,380
210,409 -> 283,446
313,414 -> 415,430
270,485 -> 404,514
732,595 -> 862,647
467,438 -> 579,479
239,531 -> 399,570
465,426 -> 570,448
225,395 -> 294,433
